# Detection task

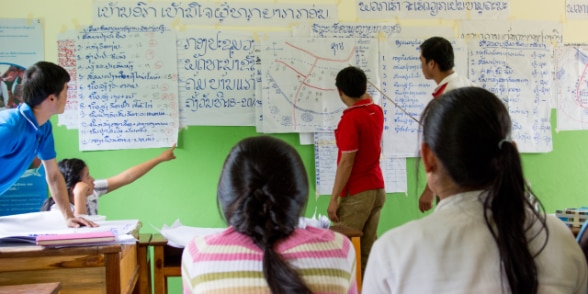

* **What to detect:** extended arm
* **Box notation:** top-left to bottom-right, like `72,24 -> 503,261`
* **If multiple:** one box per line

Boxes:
328,151 -> 356,222
43,159 -> 95,227
106,144 -> 176,192
72,181 -> 92,215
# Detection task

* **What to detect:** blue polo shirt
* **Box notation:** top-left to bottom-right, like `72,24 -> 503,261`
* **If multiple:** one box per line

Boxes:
0,103 -> 56,195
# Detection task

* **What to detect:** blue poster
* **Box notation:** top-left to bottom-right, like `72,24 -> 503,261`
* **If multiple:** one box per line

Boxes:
0,18 -> 46,216
0,18 -> 43,110
0,163 -> 47,216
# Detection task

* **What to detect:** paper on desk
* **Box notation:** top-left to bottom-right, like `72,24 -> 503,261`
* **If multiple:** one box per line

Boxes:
158,215 -> 330,248
298,214 -> 330,229
0,210 -> 64,237
157,219 -> 225,248
0,210 -> 140,244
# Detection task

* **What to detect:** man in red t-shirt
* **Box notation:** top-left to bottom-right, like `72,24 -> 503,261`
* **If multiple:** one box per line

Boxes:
327,66 -> 385,279
418,37 -> 474,212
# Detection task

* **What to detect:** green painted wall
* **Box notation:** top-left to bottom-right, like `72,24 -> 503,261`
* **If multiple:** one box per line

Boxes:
51,110 -> 588,234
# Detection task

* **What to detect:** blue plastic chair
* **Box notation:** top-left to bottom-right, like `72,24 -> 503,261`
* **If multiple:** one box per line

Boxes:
577,220 -> 588,243
576,219 -> 588,264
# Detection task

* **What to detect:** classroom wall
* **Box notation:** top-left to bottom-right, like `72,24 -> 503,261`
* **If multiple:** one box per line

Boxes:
3,0 -> 588,292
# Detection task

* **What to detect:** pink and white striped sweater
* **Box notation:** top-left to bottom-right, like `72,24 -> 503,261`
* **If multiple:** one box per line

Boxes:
182,226 -> 357,294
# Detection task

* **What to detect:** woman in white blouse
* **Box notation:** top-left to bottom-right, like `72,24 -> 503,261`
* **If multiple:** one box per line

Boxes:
363,87 -> 588,294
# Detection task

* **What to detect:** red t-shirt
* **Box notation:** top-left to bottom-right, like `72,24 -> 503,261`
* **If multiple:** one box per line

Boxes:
334,99 -> 385,197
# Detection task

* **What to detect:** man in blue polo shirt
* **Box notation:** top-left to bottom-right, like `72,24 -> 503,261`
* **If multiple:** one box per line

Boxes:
0,61 -> 93,227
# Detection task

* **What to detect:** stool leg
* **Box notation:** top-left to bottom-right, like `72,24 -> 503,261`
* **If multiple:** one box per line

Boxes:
164,276 -> 168,294
352,236 -> 362,292
154,245 -> 165,294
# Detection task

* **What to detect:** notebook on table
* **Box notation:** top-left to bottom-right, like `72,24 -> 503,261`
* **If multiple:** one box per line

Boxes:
36,231 -> 115,246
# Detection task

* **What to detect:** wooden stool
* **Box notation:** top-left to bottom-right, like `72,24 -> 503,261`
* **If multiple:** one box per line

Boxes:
151,234 -> 182,294
136,233 -> 153,294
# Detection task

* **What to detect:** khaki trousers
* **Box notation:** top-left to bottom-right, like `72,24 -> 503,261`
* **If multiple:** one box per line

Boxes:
335,188 -> 386,279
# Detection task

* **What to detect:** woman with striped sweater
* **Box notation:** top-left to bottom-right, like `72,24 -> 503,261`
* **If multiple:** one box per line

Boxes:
181,136 -> 357,294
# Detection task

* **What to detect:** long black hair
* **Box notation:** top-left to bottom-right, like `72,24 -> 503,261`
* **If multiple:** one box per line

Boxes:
420,87 -> 548,294
40,158 -> 87,211
217,136 -> 311,293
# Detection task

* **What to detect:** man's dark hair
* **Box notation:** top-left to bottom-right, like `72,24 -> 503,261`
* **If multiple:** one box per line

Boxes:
23,61 -> 70,107
419,36 -> 455,72
335,66 -> 367,99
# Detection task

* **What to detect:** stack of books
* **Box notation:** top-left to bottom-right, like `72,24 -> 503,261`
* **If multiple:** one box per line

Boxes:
0,211 -> 141,246
36,231 -> 115,246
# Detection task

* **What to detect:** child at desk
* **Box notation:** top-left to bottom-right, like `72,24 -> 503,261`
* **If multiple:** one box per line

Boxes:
41,144 -> 176,216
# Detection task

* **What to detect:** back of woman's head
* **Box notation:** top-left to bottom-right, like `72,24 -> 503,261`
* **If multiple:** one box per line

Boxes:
421,87 -> 547,294
41,158 -> 86,212
421,86 -> 510,188
217,135 -> 311,293
58,158 -> 87,196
